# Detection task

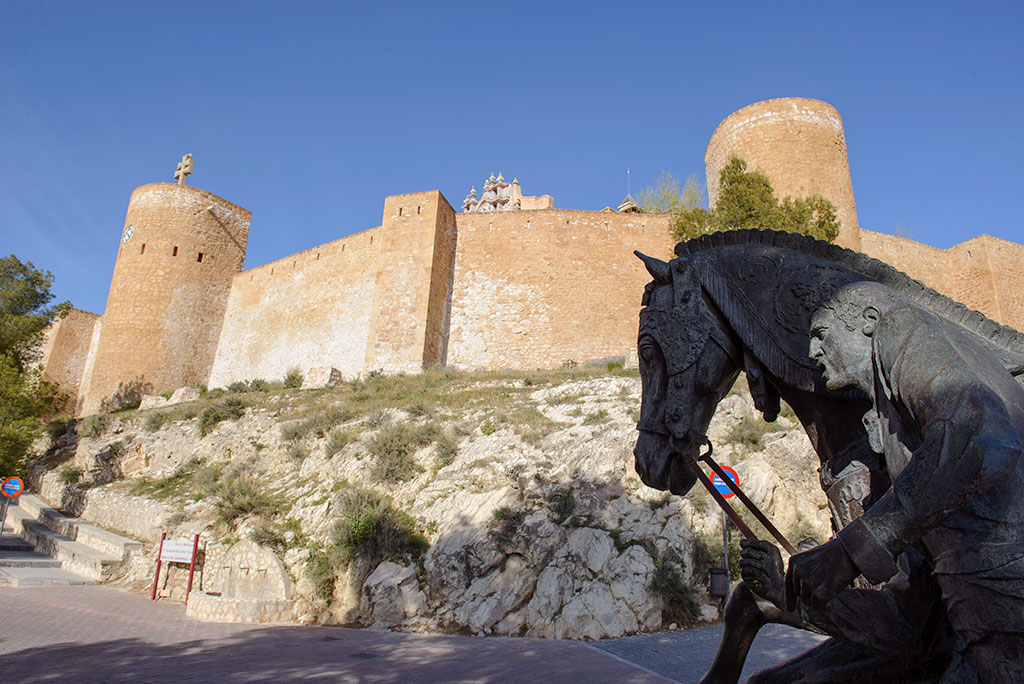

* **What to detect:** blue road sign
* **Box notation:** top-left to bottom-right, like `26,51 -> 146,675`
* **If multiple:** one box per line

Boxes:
711,467 -> 739,499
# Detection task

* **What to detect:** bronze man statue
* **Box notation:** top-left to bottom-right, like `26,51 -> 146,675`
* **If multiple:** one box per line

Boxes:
786,281 -> 1024,682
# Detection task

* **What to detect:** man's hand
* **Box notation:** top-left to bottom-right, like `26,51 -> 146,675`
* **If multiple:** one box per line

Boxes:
739,538 -> 785,607
785,538 -> 859,612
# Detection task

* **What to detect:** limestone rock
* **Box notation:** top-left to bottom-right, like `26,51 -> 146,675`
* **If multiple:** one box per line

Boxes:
301,367 -> 343,390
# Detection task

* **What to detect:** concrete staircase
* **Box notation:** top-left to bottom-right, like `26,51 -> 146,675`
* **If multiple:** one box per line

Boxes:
0,493 -> 143,586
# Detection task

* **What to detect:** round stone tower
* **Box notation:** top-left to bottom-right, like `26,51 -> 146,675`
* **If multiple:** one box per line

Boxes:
80,183 -> 251,414
705,98 -> 861,251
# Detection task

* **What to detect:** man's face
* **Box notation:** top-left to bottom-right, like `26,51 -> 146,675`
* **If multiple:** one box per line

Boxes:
809,307 -> 873,392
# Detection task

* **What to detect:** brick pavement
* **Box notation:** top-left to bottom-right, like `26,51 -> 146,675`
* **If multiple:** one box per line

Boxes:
0,585 -> 675,683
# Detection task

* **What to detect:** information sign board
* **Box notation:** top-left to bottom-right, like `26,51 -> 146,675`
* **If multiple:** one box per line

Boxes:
160,538 -> 197,563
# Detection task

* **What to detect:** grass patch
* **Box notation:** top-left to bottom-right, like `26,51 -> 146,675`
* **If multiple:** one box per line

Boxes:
326,428 -> 358,457
213,476 -> 282,526
130,458 -> 224,500
582,409 -> 609,424
198,397 -> 246,437
434,432 -> 458,469
305,542 -> 336,602
366,422 -> 437,483
80,413 -> 112,438
725,414 -> 777,451
280,404 -> 352,441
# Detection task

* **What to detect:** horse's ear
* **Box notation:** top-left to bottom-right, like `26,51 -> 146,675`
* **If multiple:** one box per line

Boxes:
635,251 -> 671,283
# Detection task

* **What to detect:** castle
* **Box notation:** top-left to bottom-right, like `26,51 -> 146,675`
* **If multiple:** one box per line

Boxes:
40,98 -> 1024,416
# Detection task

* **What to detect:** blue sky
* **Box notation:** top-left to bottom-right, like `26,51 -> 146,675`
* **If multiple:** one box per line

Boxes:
2,1 -> 1022,314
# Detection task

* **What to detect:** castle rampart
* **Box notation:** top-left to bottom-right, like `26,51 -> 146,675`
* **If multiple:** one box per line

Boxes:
207,226 -> 382,387
446,209 -> 673,370
38,308 -> 101,413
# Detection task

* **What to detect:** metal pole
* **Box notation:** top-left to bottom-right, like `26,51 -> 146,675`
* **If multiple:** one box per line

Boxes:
721,509 -> 729,581
0,498 -> 9,540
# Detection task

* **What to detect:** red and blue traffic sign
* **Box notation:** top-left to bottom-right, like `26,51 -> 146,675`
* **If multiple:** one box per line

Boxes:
2,476 -> 24,498
711,467 -> 739,500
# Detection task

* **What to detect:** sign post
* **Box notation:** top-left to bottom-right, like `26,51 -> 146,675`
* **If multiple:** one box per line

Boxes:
711,467 -> 739,591
1,477 -> 25,540
151,533 -> 201,603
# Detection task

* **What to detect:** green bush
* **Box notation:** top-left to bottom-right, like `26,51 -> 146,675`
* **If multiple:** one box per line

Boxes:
283,368 -> 303,389
480,420 -> 496,435
492,507 -> 524,522
583,409 -> 609,425
286,443 -> 310,460
650,559 -> 700,626
548,491 -> 575,523
366,422 -> 436,483
434,432 -> 458,469
328,488 -> 428,568
227,381 -> 250,394
144,412 -> 167,432
198,397 -> 246,437
248,378 -> 270,393
306,544 -> 336,602
281,404 -> 351,441
214,477 -> 281,526
59,465 -> 84,485
725,414 -> 776,451
326,428 -> 356,457
606,361 -> 623,372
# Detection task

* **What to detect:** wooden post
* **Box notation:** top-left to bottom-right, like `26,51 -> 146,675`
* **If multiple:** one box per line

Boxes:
151,532 -> 166,600
184,534 -> 200,604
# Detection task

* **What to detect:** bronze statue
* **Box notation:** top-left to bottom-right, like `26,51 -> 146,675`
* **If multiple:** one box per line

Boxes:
632,231 -> 1024,683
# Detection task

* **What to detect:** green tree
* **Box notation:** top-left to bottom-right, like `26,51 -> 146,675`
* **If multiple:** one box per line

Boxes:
637,170 -> 705,214
651,158 -> 840,243
0,255 -> 69,476
0,255 -> 69,371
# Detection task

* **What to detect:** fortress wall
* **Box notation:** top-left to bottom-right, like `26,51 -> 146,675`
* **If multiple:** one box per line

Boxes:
446,209 -> 674,370
80,184 -> 250,415
944,236 -> 1024,332
859,229 -> 950,285
38,308 -> 101,412
859,230 -> 1024,333
364,191 -> 455,373
975,236 -> 1024,332
207,227 -> 381,387
707,98 -> 861,251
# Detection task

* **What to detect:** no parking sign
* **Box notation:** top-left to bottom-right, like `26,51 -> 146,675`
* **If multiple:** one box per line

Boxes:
711,466 -> 739,499
1,476 -> 24,537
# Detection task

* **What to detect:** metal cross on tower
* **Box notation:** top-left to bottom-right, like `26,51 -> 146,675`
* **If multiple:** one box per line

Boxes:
175,153 -> 194,186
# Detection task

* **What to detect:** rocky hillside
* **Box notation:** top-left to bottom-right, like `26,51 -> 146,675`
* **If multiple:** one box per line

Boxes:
29,367 -> 829,639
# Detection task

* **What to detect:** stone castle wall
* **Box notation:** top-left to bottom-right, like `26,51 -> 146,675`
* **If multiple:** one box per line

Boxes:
207,227 -> 381,387
39,308 -> 101,413
446,210 -> 673,370
44,98 -> 1024,414
859,230 -> 1024,331
706,98 -> 862,251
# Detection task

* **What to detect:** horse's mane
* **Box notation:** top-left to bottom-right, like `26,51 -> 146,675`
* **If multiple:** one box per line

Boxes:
675,229 -> 1024,377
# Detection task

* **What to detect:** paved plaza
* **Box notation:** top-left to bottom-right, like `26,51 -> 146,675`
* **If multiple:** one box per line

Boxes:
0,585 -> 825,683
